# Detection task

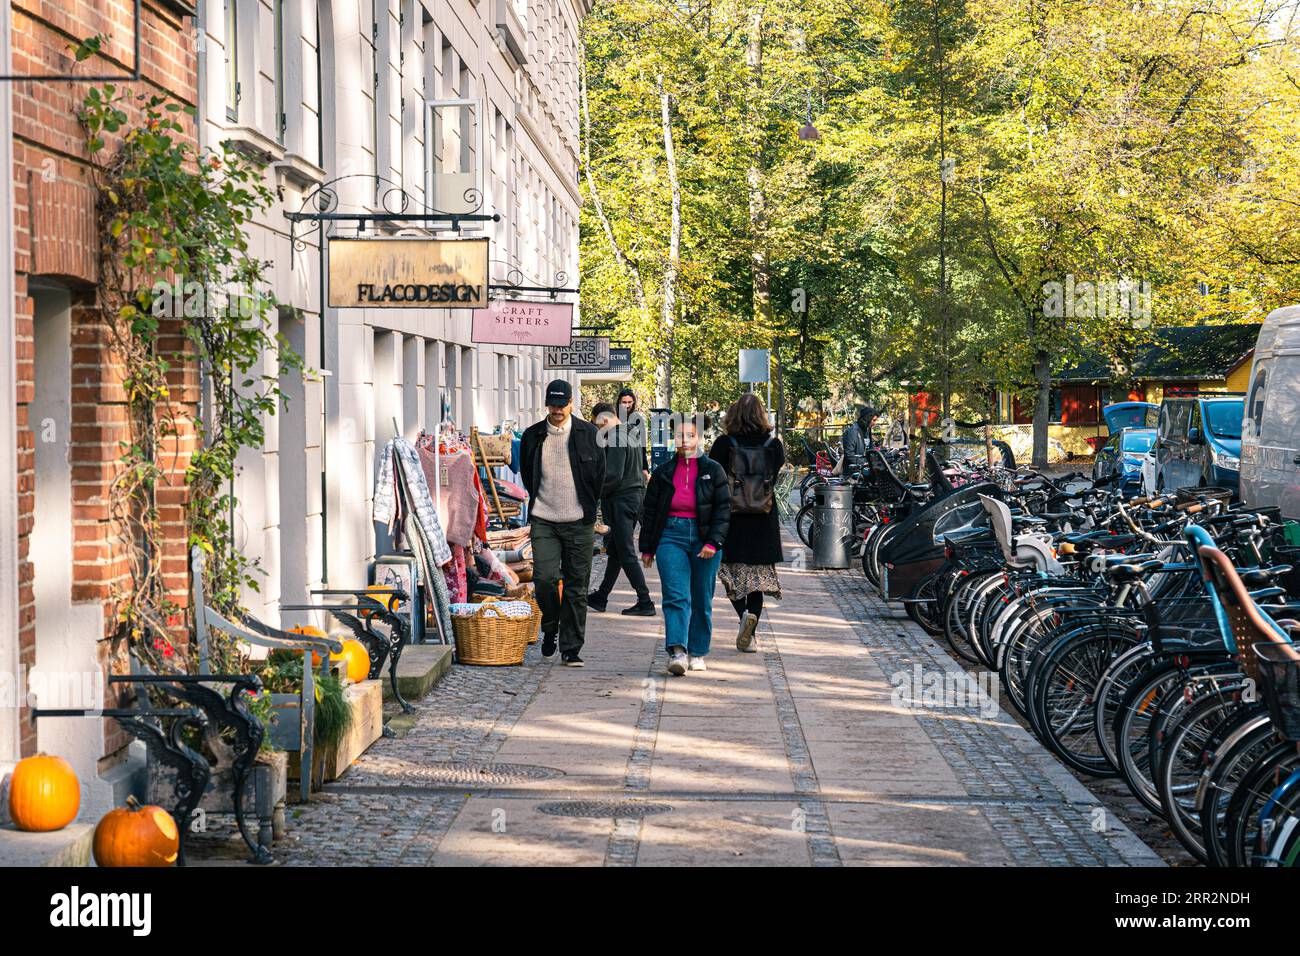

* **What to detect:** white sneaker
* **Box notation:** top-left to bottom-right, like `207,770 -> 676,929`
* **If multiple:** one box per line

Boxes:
736,612 -> 759,653
688,655 -> 707,671
667,650 -> 688,676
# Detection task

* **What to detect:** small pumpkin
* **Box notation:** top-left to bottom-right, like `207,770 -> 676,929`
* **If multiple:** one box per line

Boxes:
93,796 -> 179,867
8,753 -> 80,832
359,584 -> 400,618
339,638 -> 371,683
291,625 -> 332,666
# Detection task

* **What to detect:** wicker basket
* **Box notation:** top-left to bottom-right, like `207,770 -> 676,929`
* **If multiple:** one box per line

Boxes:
523,597 -> 541,645
451,598 -> 530,666
502,583 -> 541,644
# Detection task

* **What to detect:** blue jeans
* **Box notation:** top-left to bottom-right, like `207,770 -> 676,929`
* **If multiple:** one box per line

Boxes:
655,516 -> 722,656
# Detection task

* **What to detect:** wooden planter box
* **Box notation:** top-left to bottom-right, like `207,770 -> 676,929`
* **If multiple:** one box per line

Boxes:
284,680 -> 383,787
148,750 -> 287,835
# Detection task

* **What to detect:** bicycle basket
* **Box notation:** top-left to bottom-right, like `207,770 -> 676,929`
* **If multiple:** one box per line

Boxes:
1252,640 -> 1300,742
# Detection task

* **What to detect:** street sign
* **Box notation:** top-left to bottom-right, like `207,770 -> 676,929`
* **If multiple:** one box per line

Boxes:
545,336 -> 610,371
327,237 -> 489,309
740,348 -> 770,383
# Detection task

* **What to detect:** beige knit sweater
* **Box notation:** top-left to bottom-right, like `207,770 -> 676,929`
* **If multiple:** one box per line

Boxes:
531,418 -> 583,522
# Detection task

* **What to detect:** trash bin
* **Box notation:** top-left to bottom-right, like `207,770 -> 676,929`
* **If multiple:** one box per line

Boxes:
812,480 -> 855,569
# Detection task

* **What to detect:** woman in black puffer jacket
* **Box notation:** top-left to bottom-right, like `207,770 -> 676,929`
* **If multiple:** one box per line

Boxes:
708,393 -> 785,653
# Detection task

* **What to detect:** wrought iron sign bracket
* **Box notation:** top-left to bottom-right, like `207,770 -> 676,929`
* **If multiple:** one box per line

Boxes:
286,173 -> 498,268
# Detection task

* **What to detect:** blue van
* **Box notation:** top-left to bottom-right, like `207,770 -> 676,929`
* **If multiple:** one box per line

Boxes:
1155,394 -> 1244,492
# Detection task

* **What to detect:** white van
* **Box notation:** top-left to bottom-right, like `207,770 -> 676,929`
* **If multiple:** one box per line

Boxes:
1240,305 -> 1300,518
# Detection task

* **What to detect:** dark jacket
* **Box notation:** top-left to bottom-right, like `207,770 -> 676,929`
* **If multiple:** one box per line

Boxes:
708,431 -> 786,565
520,415 -> 605,523
624,410 -> 650,475
638,453 -> 731,555
841,421 -> 869,466
598,423 -> 645,500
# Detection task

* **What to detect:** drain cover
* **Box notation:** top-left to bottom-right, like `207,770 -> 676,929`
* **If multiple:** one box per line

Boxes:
384,762 -> 566,786
537,800 -> 673,819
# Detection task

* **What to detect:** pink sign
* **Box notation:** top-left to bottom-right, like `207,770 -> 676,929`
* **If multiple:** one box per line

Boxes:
471,300 -> 574,347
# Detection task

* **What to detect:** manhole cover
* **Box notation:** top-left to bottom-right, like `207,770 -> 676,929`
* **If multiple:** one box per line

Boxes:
387,762 -> 566,786
537,800 -> 673,819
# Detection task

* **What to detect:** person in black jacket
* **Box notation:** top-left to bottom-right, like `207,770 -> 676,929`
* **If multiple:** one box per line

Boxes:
588,402 -> 654,616
639,414 -> 730,676
519,379 -> 605,666
708,393 -> 785,653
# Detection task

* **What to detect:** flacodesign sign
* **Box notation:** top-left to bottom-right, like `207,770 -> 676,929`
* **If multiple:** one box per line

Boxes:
471,300 -> 574,347
328,237 -> 489,308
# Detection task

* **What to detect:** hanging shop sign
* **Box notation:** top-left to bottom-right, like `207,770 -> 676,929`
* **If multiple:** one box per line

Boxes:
545,336 -> 610,371
327,237 -> 489,308
471,299 -> 573,347
608,348 -> 633,376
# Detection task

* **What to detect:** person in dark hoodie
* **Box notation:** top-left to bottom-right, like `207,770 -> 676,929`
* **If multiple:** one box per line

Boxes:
617,387 -> 650,482
588,402 -> 655,616
639,414 -> 730,676
519,379 -> 605,666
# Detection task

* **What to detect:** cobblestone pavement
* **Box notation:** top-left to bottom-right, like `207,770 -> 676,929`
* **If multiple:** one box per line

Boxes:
216,526 -> 1163,867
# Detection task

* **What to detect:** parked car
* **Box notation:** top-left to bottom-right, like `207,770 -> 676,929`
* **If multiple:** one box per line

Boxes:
1154,393 -> 1244,492
1092,426 -> 1157,494
1240,305 -> 1300,518
1101,400 -> 1158,433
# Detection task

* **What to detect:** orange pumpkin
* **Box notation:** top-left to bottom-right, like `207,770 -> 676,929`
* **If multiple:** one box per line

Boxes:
359,585 -> 400,618
339,638 -> 371,683
291,625 -> 332,666
7,753 -> 80,832
93,796 -> 179,867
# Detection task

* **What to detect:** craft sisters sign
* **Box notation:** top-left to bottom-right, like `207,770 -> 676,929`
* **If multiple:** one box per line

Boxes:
327,237 -> 489,308
471,299 -> 574,346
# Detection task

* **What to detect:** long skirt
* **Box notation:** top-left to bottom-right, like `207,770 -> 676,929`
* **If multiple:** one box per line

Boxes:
717,562 -> 782,601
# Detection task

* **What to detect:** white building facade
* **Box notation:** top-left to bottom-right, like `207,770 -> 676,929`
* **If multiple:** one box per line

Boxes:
198,0 -> 586,616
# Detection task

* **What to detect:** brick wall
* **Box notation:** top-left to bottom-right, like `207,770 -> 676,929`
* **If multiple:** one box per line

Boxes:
12,0 -> 198,760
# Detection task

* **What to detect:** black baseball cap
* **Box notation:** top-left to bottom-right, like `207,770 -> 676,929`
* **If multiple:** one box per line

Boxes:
545,379 -> 572,407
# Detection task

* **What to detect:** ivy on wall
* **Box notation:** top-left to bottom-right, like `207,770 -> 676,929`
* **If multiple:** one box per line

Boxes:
79,77 -> 301,672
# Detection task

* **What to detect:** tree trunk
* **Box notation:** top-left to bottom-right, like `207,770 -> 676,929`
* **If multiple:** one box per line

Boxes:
745,6 -> 777,427
580,42 -> 653,372
658,76 -> 682,410
1032,347 -> 1051,468
934,0 -> 951,420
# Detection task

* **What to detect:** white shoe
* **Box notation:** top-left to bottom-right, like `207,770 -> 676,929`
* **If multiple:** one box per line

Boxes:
736,612 -> 759,653
688,655 -> 707,671
667,650 -> 688,676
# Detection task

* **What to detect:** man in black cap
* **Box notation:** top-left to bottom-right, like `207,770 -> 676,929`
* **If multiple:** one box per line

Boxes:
520,379 -> 605,665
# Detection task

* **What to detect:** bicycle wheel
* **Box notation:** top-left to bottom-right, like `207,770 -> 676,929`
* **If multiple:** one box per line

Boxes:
1199,711 -> 1275,867
943,571 -> 993,664
795,502 -> 815,548
1113,663 -> 1187,813
1030,626 -> 1137,775
905,571 -> 944,635
1224,741 -> 1300,867
1154,683 -> 1249,863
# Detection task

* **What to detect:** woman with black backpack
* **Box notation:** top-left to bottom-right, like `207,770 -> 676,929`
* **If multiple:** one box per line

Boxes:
708,393 -> 785,653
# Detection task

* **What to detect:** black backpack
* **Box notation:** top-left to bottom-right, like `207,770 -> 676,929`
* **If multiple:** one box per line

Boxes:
726,435 -> 776,515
